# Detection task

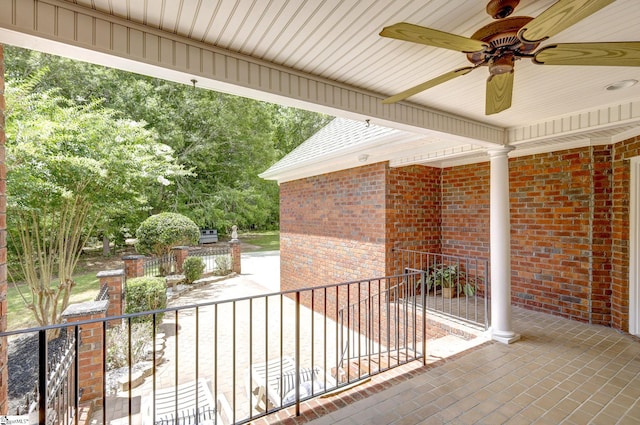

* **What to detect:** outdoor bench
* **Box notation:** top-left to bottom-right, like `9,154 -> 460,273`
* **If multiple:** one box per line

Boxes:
199,229 -> 218,244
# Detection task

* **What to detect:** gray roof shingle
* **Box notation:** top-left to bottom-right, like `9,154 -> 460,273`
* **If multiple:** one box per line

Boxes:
260,117 -> 409,178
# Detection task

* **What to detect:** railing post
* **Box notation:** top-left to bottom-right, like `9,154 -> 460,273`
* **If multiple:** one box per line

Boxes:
230,225 -> 241,274
295,291 -> 300,417
122,254 -> 145,279
38,330 -> 47,425
0,43 -> 8,417
172,246 -> 190,273
74,326 -> 80,425
421,270 -> 427,365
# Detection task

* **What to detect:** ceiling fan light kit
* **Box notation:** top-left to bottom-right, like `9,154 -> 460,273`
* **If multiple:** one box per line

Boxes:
380,0 -> 640,115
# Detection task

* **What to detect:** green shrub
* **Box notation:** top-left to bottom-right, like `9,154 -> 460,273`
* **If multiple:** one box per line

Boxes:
125,277 -> 167,322
183,256 -> 205,284
135,213 -> 200,257
214,255 -> 232,276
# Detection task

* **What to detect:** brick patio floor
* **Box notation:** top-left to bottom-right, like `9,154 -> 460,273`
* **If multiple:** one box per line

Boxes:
260,307 -> 640,425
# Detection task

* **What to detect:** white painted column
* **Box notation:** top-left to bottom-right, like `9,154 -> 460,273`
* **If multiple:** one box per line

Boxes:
488,146 -> 520,344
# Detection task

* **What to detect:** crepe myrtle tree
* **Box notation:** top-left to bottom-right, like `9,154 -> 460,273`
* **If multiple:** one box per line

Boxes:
5,79 -> 188,335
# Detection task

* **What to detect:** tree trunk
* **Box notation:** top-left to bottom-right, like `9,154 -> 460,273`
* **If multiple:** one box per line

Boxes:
103,235 -> 111,256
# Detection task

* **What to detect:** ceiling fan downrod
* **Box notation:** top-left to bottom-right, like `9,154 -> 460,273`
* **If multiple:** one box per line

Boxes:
486,0 -> 520,19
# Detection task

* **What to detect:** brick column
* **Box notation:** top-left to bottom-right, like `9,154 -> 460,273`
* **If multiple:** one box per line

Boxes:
62,301 -> 109,405
98,269 -> 125,320
122,254 -> 145,279
230,240 -> 241,274
0,43 -> 7,416
172,246 -> 190,273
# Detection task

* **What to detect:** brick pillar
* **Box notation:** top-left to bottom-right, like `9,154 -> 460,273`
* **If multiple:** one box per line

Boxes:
98,269 -> 125,320
122,254 -> 145,279
62,301 -> 109,406
230,240 -> 241,274
0,43 -> 7,416
172,246 -> 190,273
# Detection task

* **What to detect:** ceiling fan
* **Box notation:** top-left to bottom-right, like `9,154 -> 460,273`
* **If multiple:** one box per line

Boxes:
380,0 -> 640,115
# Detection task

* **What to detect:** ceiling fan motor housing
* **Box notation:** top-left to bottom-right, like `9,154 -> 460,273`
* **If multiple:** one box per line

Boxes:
466,16 -> 540,65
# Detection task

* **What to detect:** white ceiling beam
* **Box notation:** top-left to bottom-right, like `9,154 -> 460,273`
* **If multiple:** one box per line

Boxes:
0,0 -> 506,147
507,101 -> 640,145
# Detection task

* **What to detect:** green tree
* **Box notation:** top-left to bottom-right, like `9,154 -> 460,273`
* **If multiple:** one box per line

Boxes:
5,78 -> 188,331
4,46 -> 332,232
135,212 -> 200,258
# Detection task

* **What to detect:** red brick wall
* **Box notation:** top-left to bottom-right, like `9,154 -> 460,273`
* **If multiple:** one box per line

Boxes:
0,43 -> 7,415
280,162 -> 444,347
591,146 -> 614,326
441,162 -> 490,259
509,148 -> 597,323
67,314 -> 106,405
385,165 -> 441,276
280,162 -> 444,289
280,135 -> 640,332
280,162 -> 388,293
611,135 -> 640,330
428,143 -> 640,329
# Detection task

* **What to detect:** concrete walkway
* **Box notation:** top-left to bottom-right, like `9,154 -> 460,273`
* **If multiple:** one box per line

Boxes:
101,251 -> 284,425
102,251 -> 376,424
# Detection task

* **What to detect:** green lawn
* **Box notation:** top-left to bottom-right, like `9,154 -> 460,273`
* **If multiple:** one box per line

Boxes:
7,231 -> 279,331
7,273 -> 100,332
239,230 -> 280,251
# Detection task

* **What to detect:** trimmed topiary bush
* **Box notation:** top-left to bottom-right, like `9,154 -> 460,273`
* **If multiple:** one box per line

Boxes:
183,256 -> 205,284
135,212 -> 200,258
125,277 -> 167,323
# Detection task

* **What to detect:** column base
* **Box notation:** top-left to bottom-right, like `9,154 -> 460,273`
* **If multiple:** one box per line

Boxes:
491,331 -> 521,344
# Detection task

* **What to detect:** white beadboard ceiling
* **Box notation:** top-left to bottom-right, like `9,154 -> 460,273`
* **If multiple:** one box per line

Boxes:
2,0 -> 640,167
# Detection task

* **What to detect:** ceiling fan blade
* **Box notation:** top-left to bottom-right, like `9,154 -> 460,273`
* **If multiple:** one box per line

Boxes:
382,67 -> 475,104
534,42 -> 640,66
380,23 -> 487,53
486,72 -> 514,115
519,0 -> 615,43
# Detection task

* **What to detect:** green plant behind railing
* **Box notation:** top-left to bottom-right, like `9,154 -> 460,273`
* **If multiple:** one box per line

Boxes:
183,256 -> 205,283
421,263 -> 476,296
125,277 -> 167,323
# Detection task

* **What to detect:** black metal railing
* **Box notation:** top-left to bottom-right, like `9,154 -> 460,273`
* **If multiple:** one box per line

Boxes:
2,272 -> 426,425
11,329 -> 79,424
188,246 -> 232,275
394,249 -> 490,330
143,253 -> 177,277
95,283 -> 109,302
336,275 -> 425,384
43,329 -> 78,425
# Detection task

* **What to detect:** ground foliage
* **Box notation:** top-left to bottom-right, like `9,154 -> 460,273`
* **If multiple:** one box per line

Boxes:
7,329 -> 69,414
